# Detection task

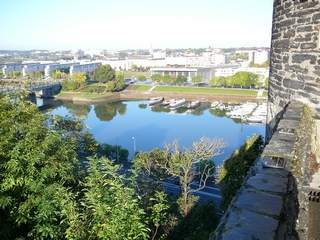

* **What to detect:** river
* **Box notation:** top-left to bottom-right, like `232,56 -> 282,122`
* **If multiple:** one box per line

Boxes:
46,100 -> 265,165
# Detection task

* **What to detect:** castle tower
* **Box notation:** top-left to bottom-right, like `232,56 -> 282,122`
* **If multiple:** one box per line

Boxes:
268,0 -> 320,135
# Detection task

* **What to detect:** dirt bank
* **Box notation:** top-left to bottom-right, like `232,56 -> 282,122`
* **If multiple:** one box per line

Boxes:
56,90 -> 266,104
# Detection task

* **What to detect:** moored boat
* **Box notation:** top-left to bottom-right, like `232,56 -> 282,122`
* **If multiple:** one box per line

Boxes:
149,97 -> 164,106
187,100 -> 200,109
169,99 -> 186,109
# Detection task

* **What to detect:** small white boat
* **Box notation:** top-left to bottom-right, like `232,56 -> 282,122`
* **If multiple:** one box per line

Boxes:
162,99 -> 173,106
149,97 -> 164,106
169,99 -> 186,109
187,101 -> 200,109
211,101 -> 219,108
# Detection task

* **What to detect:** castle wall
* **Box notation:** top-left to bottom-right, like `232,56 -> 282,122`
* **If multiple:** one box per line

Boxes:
268,0 -> 320,135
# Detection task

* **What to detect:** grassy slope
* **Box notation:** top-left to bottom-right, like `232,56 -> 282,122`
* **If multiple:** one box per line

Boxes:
127,85 -> 152,91
154,86 -> 257,96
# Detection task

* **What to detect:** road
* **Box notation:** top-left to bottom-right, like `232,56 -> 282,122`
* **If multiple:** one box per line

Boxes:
161,181 -> 222,206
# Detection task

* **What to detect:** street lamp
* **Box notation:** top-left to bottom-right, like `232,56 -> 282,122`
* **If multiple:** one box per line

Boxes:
132,136 -> 136,156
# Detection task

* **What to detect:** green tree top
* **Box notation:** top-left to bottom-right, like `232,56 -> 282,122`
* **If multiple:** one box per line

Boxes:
93,64 -> 115,83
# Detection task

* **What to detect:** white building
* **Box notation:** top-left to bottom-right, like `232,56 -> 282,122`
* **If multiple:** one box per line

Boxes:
22,63 -> 46,77
253,50 -> 270,65
44,62 -> 79,77
2,64 -> 23,77
150,67 -> 215,83
214,64 -> 240,77
210,53 -> 226,65
70,62 -> 101,75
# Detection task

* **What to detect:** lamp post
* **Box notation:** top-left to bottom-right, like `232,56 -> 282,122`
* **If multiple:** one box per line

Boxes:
132,137 -> 136,156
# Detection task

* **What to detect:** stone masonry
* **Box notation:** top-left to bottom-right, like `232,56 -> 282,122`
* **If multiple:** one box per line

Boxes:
268,0 -> 320,135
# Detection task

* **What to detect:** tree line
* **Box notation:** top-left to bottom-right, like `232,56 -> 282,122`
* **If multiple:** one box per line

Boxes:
60,64 -> 126,92
149,71 -> 264,88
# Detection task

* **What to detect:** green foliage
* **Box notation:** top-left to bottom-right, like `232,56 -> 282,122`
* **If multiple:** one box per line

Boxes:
151,74 -> 162,83
28,71 -> 44,79
138,75 -> 147,81
93,64 -> 115,83
94,102 -> 127,121
80,157 -> 149,240
62,72 -> 87,91
209,71 -> 259,88
7,71 -> 22,79
0,95 -> 78,239
168,202 -> 219,240
191,75 -> 203,85
148,191 -> 170,240
176,75 -> 188,85
100,144 -> 129,164
218,135 -> 264,209
50,69 -> 68,79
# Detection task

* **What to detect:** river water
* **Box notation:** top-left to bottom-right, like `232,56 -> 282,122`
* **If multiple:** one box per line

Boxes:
47,100 -> 265,165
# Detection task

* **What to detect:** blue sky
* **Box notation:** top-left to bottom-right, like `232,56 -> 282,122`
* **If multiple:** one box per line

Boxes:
0,0 -> 274,50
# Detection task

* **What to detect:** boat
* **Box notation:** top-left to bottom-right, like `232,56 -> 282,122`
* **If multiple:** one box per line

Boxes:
149,97 -> 164,106
169,99 -> 186,109
247,115 -> 265,123
211,101 -> 219,108
187,100 -> 200,109
162,99 -> 173,106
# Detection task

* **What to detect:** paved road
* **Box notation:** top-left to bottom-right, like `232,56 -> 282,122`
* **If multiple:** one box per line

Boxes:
162,181 -> 222,206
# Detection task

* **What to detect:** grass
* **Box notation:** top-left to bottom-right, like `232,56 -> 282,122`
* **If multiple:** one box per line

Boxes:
128,84 -> 152,91
153,86 -> 258,96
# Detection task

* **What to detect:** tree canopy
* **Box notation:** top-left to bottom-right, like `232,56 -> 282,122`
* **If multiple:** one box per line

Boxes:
93,64 -> 115,83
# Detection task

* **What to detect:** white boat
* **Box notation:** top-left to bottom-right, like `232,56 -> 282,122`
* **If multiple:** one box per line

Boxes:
247,115 -> 265,123
169,99 -> 186,109
149,97 -> 164,106
162,99 -> 173,106
211,101 -> 219,108
187,101 -> 200,109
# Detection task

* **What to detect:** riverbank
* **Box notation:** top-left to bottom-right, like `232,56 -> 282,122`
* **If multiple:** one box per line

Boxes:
56,85 -> 267,104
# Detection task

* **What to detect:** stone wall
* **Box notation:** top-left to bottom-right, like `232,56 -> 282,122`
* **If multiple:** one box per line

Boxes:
268,0 -> 320,136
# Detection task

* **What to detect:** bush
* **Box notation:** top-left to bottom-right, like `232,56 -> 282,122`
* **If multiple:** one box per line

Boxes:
218,135 -> 264,209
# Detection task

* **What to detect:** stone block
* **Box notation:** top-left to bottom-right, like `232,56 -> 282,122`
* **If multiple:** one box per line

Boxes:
233,189 -> 284,217
220,209 -> 278,240
246,172 -> 288,194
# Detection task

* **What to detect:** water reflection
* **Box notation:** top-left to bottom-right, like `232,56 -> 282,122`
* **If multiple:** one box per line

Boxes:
94,102 -> 127,121
48,100 -> 266,163
63,102 -> 91,119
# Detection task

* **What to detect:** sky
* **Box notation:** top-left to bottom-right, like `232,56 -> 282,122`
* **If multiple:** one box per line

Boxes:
0,0 -> 274,50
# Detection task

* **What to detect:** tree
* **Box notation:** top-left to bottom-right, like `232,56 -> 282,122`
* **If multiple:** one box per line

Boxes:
163,138 -> 224,216
93,64 -> 115,83
80,157 -> 149,240
175,75 -> 188,85
162,74 -> 176,84
209,76 -> 225,87
148,191 -> 170,240
62,73 -> 87,91
7,71 -> 22,79
192,75 -> 202,85
51,69 -> 68,79
28,71 -> 44,79
151,74 -> 162,83
138,75 -> 147,81
0,94 -> 78,239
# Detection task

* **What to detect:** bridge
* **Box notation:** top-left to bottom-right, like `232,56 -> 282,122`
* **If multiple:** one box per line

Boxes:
0,78 -> 62,98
